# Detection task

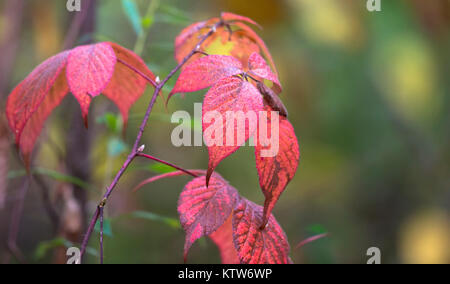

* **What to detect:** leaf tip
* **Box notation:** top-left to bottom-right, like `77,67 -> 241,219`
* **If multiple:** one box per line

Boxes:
83,116 -> 89,129
205,169 -> 213,188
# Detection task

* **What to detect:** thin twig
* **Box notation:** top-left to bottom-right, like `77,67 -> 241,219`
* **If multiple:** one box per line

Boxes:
137,153 -> 199,178
79,20 -> 225,262
99,206 -> 104,264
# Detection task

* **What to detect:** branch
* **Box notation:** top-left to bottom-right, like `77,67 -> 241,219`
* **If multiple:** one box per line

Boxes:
79,20 -> 225,262
99,206 -> 104,264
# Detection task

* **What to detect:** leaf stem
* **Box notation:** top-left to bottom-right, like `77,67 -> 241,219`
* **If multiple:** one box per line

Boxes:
117,58 -> 157,87
137,153 -> 199,178
79,19 -> 224,262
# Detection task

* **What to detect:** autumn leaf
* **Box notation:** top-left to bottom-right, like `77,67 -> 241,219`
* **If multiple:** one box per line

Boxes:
255,107 -> 300,228
178,174 -> 239,261
170,55 -> 243,96
174,13 -> 277,75
248,52 -> 282,93
171,53 -> 285,188
172,21 -> 298,228
6,52 -> 69,166
171,52 -> 280,101
67,42 -> 117,123
102,43 -> 153,130
232,199 -> 291,264
6,42 -> 156,167
174,19 -> 216,63
203,77 -> 264,186
220,12 -> 262,29
232,21 -> 278,76
209,216 -> 240,264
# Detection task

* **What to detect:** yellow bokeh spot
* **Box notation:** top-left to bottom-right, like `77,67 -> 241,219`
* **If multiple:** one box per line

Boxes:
374,37 -> 439,123
399,209 -> 450,264
290,0 -> 362,49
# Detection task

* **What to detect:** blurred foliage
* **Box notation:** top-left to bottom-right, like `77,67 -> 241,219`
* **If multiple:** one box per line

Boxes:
0,0 -> 449,264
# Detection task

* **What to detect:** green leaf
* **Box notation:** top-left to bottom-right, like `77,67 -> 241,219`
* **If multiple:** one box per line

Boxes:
121,0 -> 144,36
131,211 -> 180,229
149,163 -> 176,174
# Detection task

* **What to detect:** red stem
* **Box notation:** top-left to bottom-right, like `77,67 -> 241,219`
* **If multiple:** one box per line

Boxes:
137,153 -> 199,178
79,20 -> 224,262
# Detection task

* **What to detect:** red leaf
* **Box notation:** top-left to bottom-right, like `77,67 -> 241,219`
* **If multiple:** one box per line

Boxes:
173,13 -> 275,74
248,52 -> 281,92
202,77 -> 264,186
66,42 -> 117,124
102,43 -> 155,130
6,42 -> 156,167
255,107 -> 299,228
6,52 -> 69,167
19,71 -> 69,167
178,174 -> 239,261
170,55 -> 243,97
234,22 -> 278,77
232,199 -> 291,264
220,12 -> 262,29
6,52 -> 69,144
174,19 -> 217,64
209,216 -> 240,264
228,30 -> 261,70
